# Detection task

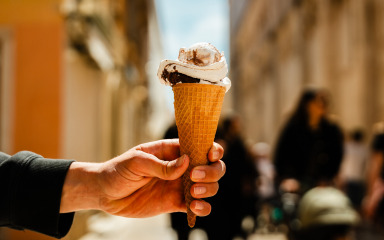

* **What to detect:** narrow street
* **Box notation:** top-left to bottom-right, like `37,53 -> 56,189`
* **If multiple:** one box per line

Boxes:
79,213 -> 177,240
77,213 -> 288,240
78,213 -> 384,240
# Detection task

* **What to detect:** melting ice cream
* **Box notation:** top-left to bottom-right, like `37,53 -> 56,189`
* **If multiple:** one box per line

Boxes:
157,42 -> 231,92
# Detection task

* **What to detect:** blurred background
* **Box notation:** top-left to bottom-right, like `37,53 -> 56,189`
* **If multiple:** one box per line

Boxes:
1,0 -> 384,239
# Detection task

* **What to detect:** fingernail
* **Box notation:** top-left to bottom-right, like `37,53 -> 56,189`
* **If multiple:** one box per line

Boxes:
176,155 -> 186,167
194,201 -> 204,210
192,170 -> 206,180
213,150 -> 220,159
194,186 -> 207,195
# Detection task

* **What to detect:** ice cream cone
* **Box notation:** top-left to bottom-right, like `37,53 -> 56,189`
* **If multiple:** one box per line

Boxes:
173,83 -> 226,227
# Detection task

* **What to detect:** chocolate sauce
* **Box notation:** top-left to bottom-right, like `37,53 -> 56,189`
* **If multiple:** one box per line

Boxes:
192,50 -> 204,66
169,71 -> 200,85
161,64 -> 218,86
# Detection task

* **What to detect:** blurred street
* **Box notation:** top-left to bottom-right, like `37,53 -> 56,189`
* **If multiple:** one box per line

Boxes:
69,213 -> 384,240
2,0 -> 384,240
78,214 -> 177,240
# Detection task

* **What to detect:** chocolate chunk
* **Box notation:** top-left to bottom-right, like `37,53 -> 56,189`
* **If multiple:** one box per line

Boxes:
168,72 -> 200,85
192,50 -> 204,66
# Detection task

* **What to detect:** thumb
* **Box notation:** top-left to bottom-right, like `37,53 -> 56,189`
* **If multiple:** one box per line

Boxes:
143,154 -> 189,180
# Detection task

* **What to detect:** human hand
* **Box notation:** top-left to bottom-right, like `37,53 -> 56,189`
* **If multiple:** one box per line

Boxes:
60,139 -> 225,218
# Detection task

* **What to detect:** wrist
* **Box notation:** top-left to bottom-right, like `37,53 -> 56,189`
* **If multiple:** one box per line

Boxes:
60,162 -> 102,213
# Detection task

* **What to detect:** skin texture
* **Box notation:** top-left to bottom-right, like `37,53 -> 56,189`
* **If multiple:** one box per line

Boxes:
60,139 -> 225,218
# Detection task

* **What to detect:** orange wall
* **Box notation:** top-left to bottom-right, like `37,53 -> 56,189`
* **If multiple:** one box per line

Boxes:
13,24 -> 62,157
0,2 -> 63,238
13,23 -> 63,157
0,1 -> 68,239
0,0 -> 63,158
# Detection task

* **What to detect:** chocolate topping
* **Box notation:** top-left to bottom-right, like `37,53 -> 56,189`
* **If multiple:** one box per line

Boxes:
161,62 -> 221,86
192,50 -> 204,66
170,72 -> 199,85
161,68 -> 203,86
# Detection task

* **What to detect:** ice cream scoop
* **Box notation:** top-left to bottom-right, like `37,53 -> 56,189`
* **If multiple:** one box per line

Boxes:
157,42 -> 231,92
178,42 -> 221,66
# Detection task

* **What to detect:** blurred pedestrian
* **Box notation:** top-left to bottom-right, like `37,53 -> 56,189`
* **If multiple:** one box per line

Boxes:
251,142 -> 275,200
251,142 -> 278,235
200,114 -> 257,240
338,129 -> 369,210
363,123 -> 384,224
274,88 -> 344,194
295,187 -> 360,240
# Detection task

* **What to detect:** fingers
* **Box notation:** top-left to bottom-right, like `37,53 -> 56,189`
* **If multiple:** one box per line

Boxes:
187,145 -> 224,217
129,151 -> 189,181
208,142 -> 224,163
190,182 -> 219,198
190,160 -> 226,183
136,139 -> 181,161
190,200 -> 211,216
156,154 -> 190,180
136,140 -> 223,165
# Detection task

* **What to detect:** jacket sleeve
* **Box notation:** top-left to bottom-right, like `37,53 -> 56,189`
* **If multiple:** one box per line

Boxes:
0,151 -> 75,239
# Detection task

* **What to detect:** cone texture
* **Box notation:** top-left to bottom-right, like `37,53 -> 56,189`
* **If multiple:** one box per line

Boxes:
173,83 -> 226,227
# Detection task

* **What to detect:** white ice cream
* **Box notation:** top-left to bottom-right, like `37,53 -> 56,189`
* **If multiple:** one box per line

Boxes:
157,42 -> 231,92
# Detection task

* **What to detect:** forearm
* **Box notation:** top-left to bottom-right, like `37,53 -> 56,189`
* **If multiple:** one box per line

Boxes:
0,151 -> 75,238
60,162 -> 102,213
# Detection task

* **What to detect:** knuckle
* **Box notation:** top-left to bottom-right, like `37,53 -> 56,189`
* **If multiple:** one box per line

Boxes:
161,160 -> 172,178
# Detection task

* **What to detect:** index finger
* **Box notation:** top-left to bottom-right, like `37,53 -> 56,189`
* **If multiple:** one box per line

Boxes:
207,142 -> 224,163
136,139 -> 181,161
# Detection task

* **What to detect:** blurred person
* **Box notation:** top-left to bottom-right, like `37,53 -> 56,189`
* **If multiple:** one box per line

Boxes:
274,88 -> 344,194
251,143 -> 278,236
363,123 -> 384,224
338,129 -> 369,209
0,139 -> 225,239
251,142 -> 275,200
199,114 -> 257,240
295,187 -> 360,240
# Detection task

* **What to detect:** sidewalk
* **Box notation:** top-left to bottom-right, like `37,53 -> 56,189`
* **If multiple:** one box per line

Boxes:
77,212 -> 289,240
79,213 -> 177,240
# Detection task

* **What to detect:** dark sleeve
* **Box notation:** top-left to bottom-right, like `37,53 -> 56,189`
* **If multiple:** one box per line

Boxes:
274,124 -> 299,182
0,151 -> 75,239
326,124 -> 344,180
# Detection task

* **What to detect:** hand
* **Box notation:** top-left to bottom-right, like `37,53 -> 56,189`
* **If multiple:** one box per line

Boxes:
60,139 -> 225,218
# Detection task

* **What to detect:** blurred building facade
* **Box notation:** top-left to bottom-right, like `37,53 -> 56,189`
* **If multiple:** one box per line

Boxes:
0,0 -> 169,239
230,0 -> 384,145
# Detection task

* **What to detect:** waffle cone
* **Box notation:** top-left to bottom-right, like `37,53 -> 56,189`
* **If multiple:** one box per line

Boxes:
172,83 -> 226,227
